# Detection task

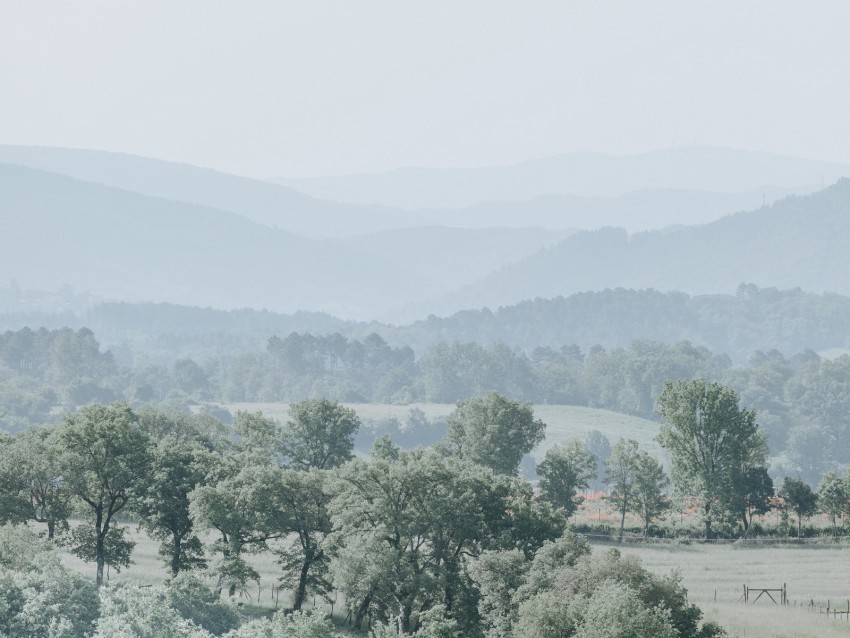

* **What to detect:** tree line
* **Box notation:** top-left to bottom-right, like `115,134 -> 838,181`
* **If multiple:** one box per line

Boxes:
5,325 -> 850,486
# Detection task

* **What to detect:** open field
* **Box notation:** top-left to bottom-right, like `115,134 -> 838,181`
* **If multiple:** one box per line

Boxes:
51,520 -> 850,637
221,402 -> 663,461
610,542 -> 850,637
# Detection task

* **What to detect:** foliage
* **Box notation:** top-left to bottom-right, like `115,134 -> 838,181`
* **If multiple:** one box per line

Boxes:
166,573 -> 240,636
94,586 -> 212,638
224,610 -> 334,638
605,438 -> 669,538
537,440 -> 596,517
281,399 -> 360,470
445,393 -> 545,475
779,477 -> 818,537
657,380 -> 766,539
512,546 -> 709,638
0,525 -> 100,638
60,402 -> 150,586
817,471 -> 849,534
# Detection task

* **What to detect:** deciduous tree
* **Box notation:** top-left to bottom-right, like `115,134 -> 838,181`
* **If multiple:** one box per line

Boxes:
59,402 -> 149,587
446,393 -> 545,476
657,380 -> 766,539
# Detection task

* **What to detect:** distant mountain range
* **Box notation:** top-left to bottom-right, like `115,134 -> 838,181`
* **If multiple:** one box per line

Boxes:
272,146 -> 849,210
2,145 -> 841,235
0,145 -> 415,238
3,286 -> 849,366
3,145 -> 850,322
0,163 -> 437,318
408,179 -> 850,319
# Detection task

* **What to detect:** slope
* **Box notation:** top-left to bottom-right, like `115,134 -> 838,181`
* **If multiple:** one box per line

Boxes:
0,145 -> 419,238
412,180 -> 850,317
0,163 -> 437,318
273,147 -> 850,210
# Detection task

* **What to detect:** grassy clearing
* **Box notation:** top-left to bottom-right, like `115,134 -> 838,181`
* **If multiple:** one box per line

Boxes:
605,541 -> 850,638
51,520 -> 850,637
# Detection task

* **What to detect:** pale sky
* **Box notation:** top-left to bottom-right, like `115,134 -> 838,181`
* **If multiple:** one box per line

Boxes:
2,1 -> 849,178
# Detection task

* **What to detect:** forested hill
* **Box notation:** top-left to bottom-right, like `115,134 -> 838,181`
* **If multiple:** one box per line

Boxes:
0,163 -> 439,318
386,285 -> 850,362
416,179 -> 850,317
4,286 -> 850,365
0,145 -> 415,237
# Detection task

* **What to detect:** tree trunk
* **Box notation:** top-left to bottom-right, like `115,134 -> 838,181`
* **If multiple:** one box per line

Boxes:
741,510 -> 750,538
797,514 -> 802,539
47,519 -> 55,541
96,532 -> 106,588
619,496 -> 627,541
95,509 -> 106,588
171,532 -> 182,576
354,594 -> 371,631
704,502 -> 713,540
293,557 -> 311,611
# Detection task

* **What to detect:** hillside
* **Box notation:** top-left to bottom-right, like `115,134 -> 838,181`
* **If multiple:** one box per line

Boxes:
0,163 -> 438,319
273,147 -> 849,210
414,180 -> 850,317
0,145 -> 418,238
4,286 -> 850,366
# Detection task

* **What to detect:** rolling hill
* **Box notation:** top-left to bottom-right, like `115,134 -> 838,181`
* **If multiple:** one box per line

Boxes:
273,146 -> 849,210
411,180 -> 850,318
0,145 -> 418,238
0,163 -> 438,318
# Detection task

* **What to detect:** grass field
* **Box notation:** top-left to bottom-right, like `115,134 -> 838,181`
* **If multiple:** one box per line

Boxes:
56,522 -> 850,637
610,542 -> 850,638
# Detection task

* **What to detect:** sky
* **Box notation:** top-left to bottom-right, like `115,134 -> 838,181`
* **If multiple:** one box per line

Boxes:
2,1 -> 850,178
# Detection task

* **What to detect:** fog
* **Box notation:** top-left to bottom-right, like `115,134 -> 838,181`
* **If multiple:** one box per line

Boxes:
2,1 -> 850,178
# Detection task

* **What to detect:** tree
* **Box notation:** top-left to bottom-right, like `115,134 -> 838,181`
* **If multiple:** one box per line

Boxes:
328,450 -> 520,633
632,452 -> 669,536
445,393 -> 546,476
133,433 -> 208,575
267,468 -> 332,611
817,471 -> 849,535
606,439 -> 640,540
657,380 -> 766,539
584,430 -> 611,491
536,440 -> 596,518
734,467 -> 773,536
1,427 -> 72,538
779,477 -> 817,538
189,464 -> 286,596
59,402 -> 150,587
281,399 -> 360,470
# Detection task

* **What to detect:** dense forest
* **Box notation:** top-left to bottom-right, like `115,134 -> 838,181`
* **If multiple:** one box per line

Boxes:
4,284 -> 850,365
3,319 -> 850,484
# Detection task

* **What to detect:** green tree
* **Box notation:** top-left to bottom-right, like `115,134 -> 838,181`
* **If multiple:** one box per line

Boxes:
1,427 -> 72,538
267,468 -> 332,611
631,452 -> 669,536
328,450 -> 519,633
189,464 -> 287,597
537,440 -> 596,518
733,466 -> 773,537
281,399 -> 360,470
606,439 -> 640,540
59,402 -> 150,587
446,393 -> 546,476
134,432 -> 209,575
657,380 -> 766,539
779,477 -> 817,538
817,471 -> 849,535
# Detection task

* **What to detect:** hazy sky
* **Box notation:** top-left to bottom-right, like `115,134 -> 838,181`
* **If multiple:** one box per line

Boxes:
2,1 -> 849,178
